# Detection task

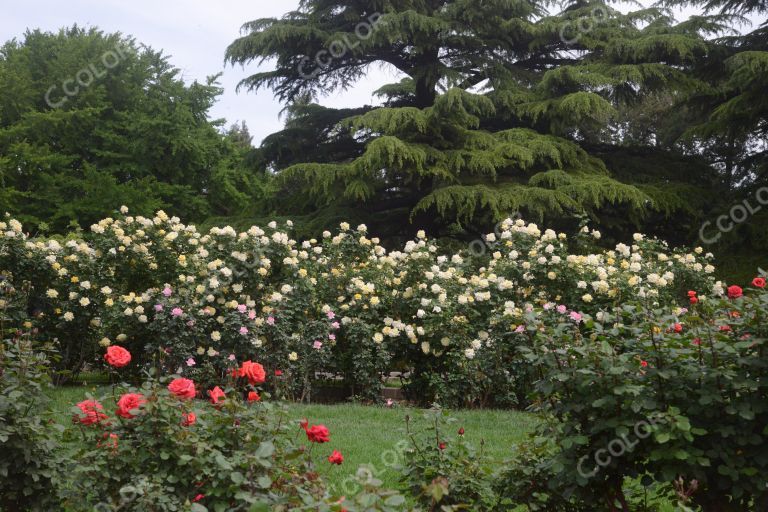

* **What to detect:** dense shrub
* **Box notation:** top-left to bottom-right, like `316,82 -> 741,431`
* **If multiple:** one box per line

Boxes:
514,277 -> 768,511
0,210 -> 717,406
2,210 -> 767,509
397,276 -> 768,510
0,278 -> 65,510
0,321 -> 407,511
63,379 -> 327,510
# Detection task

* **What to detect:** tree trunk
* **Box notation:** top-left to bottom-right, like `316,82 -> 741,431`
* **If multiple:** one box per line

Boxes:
415,75 -> 437,108
412,46 -> 440,109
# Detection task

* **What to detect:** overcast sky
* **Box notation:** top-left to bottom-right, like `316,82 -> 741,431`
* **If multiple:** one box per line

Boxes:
0,1 -> 762,145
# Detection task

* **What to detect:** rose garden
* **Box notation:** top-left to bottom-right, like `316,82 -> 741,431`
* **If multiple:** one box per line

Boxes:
2,0 -> 768,509
1,209 -> 767,511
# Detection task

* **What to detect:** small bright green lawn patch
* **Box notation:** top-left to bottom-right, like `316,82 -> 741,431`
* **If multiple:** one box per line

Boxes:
284,403 -> 538,492
48,384 -> 113,415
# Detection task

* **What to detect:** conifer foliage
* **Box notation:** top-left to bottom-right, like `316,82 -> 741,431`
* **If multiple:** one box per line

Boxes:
228,1 -> 717,235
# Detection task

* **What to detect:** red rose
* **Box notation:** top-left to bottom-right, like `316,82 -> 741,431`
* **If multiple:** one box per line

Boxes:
328,450 -> 344,465
274,369 -> 283,377
104,345 -> 131,368
690,296 -> 699,305
182,412 -> 196,427
97,432 -> 119,451
168,378 -> 196,400
74,400 -> 108,426
728,285 -> 743,299
687,291 -> 697,298
438,442 -> 447,450
192,494 -> 204,503
306,424 -> 330,443
239,360 -> 266,385
208,386 -> 226,405
753,277 -> 766,289
640,360 -> 648,368
116,393 -> 146,419
693,338 -> 702,346
458,427 -> 465,436
247,391 -> 261,402
673,323 -> 683,334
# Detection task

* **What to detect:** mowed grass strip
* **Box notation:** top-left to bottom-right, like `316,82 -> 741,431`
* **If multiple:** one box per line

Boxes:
285,403 -> 538,491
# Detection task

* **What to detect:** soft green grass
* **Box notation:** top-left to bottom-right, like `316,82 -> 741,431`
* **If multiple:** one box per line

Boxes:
48,386 -> 537,494
284,403 -> 537,493
47,386 -> 680,509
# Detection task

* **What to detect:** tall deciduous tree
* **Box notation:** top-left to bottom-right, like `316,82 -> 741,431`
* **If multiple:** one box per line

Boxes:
0,27 -> 264,231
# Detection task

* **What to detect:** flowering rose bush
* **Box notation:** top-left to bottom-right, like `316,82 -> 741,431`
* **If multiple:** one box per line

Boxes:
401,411 -> 497,510
0,209 -> 718,404
493,272 -> 768,510
0,336 -> 407,511
397,274 -> 768,510
0,279 -> 406,512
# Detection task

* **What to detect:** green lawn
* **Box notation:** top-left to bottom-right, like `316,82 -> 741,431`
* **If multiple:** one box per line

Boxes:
49,385 -> 537,494
48,386 -> 681,509
284,403 -> 538,493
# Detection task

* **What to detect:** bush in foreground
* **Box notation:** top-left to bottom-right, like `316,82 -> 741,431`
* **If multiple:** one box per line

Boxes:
402,277 -> 768,511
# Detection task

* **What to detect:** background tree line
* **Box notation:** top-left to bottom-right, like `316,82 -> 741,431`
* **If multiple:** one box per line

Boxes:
0,0 -> 765,277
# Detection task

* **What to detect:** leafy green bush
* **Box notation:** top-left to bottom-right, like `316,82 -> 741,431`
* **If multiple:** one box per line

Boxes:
397,276 -> 768,510
0,278 -> 65,510
505,275 -> 768,510
63,381 -> 326,510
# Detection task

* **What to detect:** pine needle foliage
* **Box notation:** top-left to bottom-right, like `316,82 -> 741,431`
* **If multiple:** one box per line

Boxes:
228,0 -> 722,235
